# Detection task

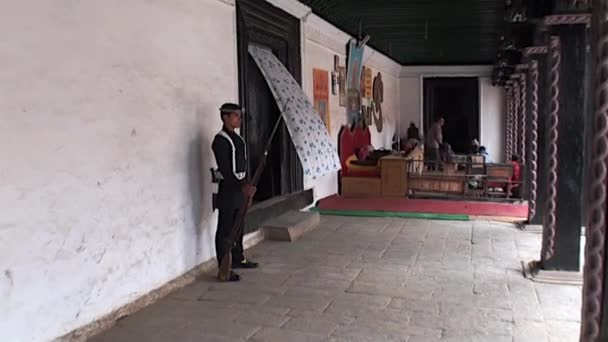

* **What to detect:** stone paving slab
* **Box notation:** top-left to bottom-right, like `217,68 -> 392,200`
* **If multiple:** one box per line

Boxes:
88,216 -> 582,342
330,325 -> 410,342
264,293 -> 333,313
546,320 -> 581,342
513,320 -> 550,342
249,327 -> 326,342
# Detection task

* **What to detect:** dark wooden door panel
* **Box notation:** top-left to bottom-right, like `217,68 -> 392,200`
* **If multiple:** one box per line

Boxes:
423,77 -> 480,154
236,0 -> 303,202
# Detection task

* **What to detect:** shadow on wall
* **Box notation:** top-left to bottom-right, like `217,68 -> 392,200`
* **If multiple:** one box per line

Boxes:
184,106 -> 218,267
187,134 -> 203,255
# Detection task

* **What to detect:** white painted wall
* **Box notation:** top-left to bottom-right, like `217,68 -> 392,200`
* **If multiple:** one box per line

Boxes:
1,0 -> 238,340
301,15 -> 402,200
399,77 -> 421,135
0,0 -> 401,340
397,66 -> 506,161
480,77 -> 506,163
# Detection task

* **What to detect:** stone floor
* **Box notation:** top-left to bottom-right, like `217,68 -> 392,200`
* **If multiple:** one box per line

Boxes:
89,216 -> 582,342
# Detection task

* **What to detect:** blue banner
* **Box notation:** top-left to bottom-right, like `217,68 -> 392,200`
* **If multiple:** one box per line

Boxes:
345,39 -> 365,126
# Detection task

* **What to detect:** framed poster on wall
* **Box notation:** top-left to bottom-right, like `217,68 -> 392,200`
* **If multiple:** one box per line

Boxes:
313,68 -> 330,132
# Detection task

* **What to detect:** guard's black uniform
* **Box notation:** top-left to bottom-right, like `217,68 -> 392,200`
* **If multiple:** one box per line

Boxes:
212,127 -> 248,266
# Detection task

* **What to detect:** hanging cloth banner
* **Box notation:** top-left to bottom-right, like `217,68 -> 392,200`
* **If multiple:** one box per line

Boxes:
248,44 -> 341,182
313,68 -> 330,132
345,39 -> 365,125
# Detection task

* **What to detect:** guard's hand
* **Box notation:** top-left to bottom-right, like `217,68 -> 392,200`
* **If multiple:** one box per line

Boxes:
242,183 -> 257,197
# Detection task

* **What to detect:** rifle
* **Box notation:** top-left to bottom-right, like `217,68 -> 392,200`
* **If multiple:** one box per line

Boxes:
217,100 -> 289,281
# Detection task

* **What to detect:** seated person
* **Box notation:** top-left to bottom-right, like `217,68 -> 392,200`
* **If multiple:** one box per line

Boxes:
403,138 -> 420,155
345,145 -> 378,170
404,145 -> 425,173
509,154 -> 522,196
369,148 -> 392,161
439,142 -> 455,163
407,122 -> 420,141
479,146 -> 492,163
490,154 -> 522,194
355,145 -> 376,164
470,139 -> 480,154
405,144 -> 424,158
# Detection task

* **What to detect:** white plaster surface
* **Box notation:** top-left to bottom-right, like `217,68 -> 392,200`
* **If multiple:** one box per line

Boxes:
1,0 -> 238,340
399,77 -> 422,134
480,77 -> 507,163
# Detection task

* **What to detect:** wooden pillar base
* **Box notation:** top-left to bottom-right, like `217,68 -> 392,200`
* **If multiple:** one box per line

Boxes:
521,260 -> 583,285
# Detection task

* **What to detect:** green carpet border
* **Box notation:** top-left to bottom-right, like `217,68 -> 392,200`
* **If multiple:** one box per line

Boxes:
309,207 -> 470,221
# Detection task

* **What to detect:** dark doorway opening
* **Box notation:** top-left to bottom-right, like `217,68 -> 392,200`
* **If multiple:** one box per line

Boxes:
244,56 -> 283,202
423,77 -> 480,154
236,0 -> 303,204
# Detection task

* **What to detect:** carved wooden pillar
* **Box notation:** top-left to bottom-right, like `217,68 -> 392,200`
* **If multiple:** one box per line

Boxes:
511,74 -> 521,160
540,36 -> 561,266
506,85 -> 514,161
581,1 -> 608,340
540,13 -> 592,271
527,61 -> 538,221
516,64 -> 531,208
523,46 -> 549,224
517,65 -> 528,164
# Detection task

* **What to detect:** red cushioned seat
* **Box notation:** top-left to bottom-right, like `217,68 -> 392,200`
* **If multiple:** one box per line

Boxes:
338,125 -> 378,178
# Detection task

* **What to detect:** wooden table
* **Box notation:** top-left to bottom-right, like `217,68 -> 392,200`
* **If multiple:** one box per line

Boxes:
379,155 -> 408,197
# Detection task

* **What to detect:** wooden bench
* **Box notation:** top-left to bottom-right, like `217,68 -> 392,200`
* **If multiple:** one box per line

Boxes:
408,172 -> 467,196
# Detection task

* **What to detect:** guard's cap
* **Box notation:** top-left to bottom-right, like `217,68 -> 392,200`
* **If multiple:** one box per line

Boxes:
219,103 -> 242,113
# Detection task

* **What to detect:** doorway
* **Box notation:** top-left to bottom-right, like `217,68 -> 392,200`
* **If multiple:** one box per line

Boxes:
423,77 -> 480,154
236,0 -> 303,204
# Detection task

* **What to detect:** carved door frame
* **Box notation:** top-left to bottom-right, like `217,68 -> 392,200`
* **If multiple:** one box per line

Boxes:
236,0 -> 303,196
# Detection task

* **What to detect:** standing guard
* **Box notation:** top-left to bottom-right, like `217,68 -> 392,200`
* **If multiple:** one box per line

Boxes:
211,103 -> 259,282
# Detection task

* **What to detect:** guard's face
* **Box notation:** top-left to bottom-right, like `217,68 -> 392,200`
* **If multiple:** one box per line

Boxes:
226,111 -> 242,129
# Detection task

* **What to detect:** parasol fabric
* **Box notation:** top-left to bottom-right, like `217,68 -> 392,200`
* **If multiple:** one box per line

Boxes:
248,44 -> 341,182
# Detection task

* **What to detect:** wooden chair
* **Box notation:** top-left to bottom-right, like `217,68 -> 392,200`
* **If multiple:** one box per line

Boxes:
485,164 -> 517,199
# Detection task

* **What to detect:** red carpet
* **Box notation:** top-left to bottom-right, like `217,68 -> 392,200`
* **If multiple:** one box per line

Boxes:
317,195 -> 528,219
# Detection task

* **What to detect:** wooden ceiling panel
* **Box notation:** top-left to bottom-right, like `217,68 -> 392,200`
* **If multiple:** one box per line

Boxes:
298,0 -> 504,65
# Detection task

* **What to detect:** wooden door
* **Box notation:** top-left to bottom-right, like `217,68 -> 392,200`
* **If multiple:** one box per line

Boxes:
423,77 -> 480,154
236,0 -> 303,203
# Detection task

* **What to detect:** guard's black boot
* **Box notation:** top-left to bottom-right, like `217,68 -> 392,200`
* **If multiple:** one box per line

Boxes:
218,271 -> 241,282
232,258 -> 259,269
